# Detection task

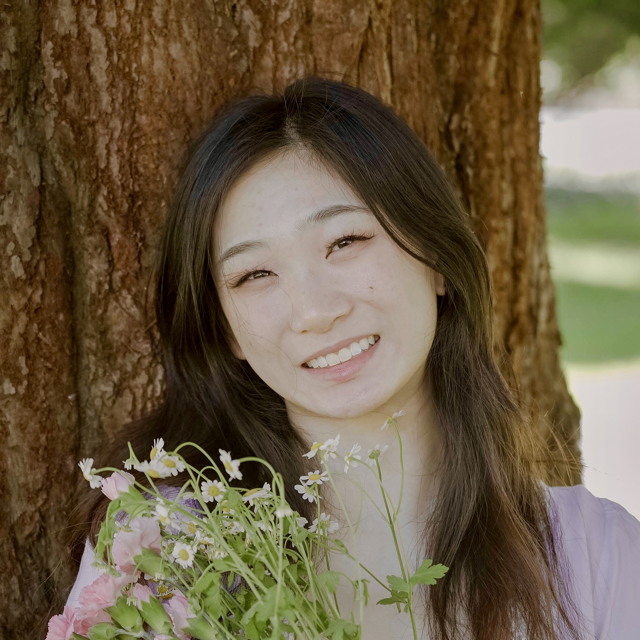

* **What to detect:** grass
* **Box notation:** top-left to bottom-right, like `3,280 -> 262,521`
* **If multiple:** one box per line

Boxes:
545,187 -> 640,365
545,188 -> 640,246
555,281 -> 640,364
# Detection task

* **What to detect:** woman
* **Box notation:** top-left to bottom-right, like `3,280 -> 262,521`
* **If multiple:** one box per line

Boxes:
64,77 -> 640,639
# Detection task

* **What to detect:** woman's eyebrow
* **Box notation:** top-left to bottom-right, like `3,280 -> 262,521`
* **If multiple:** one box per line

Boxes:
215,204 -> 372,272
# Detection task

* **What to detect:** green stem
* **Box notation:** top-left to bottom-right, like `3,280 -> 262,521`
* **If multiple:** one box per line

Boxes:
376,460 -> 419,640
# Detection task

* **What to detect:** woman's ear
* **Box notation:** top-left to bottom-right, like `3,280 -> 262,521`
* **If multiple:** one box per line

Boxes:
435,271 -> 446,296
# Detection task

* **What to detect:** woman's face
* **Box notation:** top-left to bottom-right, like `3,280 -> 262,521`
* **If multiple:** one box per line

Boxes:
212,150 -> 445,420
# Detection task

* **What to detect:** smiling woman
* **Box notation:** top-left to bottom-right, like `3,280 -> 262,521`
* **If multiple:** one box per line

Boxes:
64,77 -> 640,640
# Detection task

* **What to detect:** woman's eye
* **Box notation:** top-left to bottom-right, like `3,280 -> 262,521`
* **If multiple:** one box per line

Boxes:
231,232 -> 375,288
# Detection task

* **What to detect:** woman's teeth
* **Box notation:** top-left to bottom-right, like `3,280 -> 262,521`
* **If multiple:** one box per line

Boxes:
304,335 -> 380,369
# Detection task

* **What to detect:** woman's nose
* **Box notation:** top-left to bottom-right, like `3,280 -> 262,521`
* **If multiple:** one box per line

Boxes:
285,269 -> 352,335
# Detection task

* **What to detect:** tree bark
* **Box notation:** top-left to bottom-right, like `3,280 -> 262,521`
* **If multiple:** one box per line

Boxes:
0,0 -> 581,635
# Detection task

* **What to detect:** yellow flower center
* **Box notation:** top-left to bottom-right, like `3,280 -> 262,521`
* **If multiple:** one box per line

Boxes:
162,458 -> 176,468
224,460 -> 233,471
208,485 -> 221,497
179,549 -> 190,561
148,469 -> 160,478
308,473 -> 322,482
188,522 -> 197,534
150,447 -> 158,460
244,488 -> 259,497
157,585 -> 168,594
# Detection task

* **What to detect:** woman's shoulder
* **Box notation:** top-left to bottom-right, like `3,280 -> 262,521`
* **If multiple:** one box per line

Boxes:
541,481 -> 640,549
540,481 -> 640,639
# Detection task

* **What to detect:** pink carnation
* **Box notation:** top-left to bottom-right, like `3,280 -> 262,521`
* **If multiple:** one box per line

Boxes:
75,571 -> 132,634
45,606 -> 80,640
101,471 -> 135,500
112,517 -> 162,573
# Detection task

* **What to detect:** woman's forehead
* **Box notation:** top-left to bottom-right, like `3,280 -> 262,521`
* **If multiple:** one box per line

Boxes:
212,152 -> 368,257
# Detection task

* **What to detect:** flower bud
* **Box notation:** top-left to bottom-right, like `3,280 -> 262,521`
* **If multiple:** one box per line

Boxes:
105,596 -> 143,633
132,548 -> 167,577
139,595 -> 174,635
86,622 -> 119,640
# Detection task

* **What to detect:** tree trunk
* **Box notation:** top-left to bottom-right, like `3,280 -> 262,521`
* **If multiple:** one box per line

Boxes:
0,0 -> 581,636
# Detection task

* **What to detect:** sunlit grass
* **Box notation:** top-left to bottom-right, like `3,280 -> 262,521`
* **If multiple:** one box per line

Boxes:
546,188 -> 640,246
546,188 -> 640,365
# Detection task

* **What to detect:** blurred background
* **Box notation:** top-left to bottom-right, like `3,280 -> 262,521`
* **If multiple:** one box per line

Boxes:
540,0 -> 640,519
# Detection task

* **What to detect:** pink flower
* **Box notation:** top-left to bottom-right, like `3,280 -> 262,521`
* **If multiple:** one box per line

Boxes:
45,606 -> 80,640
130,583 -> 153,608
112,517 -> 162,573
162,591 -> 191,640
78,572 -> 131,611
75,608 -> 113,636
101,471 -> 135,500
75,572 -> 132,634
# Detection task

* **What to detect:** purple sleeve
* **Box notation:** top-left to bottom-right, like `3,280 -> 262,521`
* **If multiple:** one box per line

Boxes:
590,493 -> 640,638
546,483 -> 640,640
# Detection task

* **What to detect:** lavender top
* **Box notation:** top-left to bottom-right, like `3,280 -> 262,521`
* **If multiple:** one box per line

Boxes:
66,483 -> 640,638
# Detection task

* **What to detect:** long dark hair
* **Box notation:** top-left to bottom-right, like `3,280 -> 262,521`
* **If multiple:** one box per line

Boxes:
69,76 -> 585,640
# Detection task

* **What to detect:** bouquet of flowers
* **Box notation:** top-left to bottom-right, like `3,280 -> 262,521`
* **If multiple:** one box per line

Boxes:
47,410 -> 448,640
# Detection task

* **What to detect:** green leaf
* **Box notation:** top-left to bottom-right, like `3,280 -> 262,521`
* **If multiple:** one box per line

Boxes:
243,618 -> 260,640
386,574 -> 410,594
354,578 -> 370,605
376,589 -> 408,607
253,561 -> 265,581
316,570 -> 340,594
240,584 -> 295,625
409,559 -> 449,588
324,618 -> 360,640
331,539 -> 348,553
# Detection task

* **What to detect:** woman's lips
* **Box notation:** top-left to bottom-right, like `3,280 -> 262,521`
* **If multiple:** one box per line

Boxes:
301,337 -> 381,382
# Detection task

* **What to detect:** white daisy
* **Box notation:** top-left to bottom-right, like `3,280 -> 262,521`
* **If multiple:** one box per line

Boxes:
134,456 -> 181,479
219,449 -> 243,481
204,545 -> 228,561
154,454 -> 186,477
366,443 -> 389,467
180,520 -> 201,537
294,483 -> 318,503
343,443 -> 362,473
78,458 -> 103,489
319,435 -> 340,460
154,501 -> 179,529
275,504 -> 293,518
296,516 -> 308,528
150,438 -> 165,459
201,479 -> 225,503
172,541 -> 195,568
241,482 -> 271,507
300,470 -> 329,486
224,520 -> 245,535
381,409 -> 406,431
309,512 -> 339,536
302,442 -> 324,459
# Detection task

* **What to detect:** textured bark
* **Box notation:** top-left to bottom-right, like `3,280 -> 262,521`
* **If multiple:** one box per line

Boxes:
0,0 -> 581,635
